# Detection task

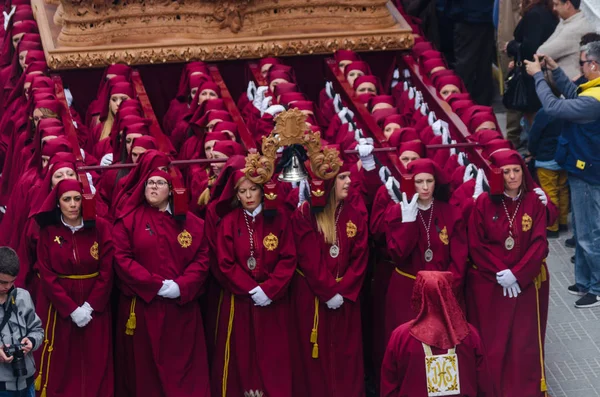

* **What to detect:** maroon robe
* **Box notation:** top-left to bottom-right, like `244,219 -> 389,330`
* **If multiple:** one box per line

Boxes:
467,192 -> 549,397
212,207 -> 296,397
381,323 -> 493,397
291,200 -> 368,397
384,200 -> 468,343
113,206 -> 211,397
35,218 -> 114,397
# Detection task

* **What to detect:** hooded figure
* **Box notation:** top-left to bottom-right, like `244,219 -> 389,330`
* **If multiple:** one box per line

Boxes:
381,271 -> 493,396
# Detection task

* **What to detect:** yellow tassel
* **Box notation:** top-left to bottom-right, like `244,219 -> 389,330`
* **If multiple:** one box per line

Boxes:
310,329 -> 317,344
312,343 -> 319,359
125,313 -> 136,336
541,378 -> 547,392
34,374 -> 42,391
40,386 -> 47,397
126,297 -> 137,336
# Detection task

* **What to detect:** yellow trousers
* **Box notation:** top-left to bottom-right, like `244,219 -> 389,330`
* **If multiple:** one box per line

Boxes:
537,168 -> 569,231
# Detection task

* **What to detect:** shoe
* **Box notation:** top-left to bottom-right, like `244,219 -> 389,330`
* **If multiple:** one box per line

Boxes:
571,255 -> 575,264
568,284 -> 586,296
575,293 -> 600,308
547,230 -> 559,238
565,237 -> 576,248
559,224 -> 569,232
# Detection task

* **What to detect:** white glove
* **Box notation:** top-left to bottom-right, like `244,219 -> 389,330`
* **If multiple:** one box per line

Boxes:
457,152 -> 467,167
400,192 -> 419,223
252,86 -> 268,111
81,301 -> 93,316
408,87 -> 415,101
391,68 -> 400,89
534,187 -> 548,206
298,179 -> 310,207
354,127 -> 364,142
403,69 -> 411,79
247,80 -> 257,101
333,93 -> 343,114
260,95 -> 272,115
70,307 -> 92,328
496,269 -> 518,288
419,103 -> 428,116
325,81 -> 335,99
158,280 -> 181,299
427,111 -> 436,126
385,177 -> 401,204
326,293 -> 344,310
264,104 -> 286,117
431,120 -> 449,137
442,127 -> 451,145
337,108 -> 354,125
249,286 -> 272,306
86,173 -> 96,195
472,168 -> 487,200
3,6 -> 15,30
414,91 -> 422,110
64,88 -> 74,108
0,206 -> 5,214
379,166 -> 391,184
463,163 -> 477,183
503,282 -> 522,298
403,81 -> 409,92
357,138 -> 375,171
100,153 -> 113,167
449,140 -> 458,156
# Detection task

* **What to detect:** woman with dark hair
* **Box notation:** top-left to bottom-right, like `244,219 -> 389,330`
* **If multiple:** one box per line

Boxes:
384,159 -> 467,345
211,153 -> 296,397
112,149 -> 211,397
291,145 -> 369,397
32,179 -> 113,397
467,149 -> 549,396
505,0 -> 557,113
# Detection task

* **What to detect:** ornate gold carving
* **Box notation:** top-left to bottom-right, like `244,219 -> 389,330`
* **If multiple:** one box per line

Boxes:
32,0 -> 414,69
274,109 -> 308,147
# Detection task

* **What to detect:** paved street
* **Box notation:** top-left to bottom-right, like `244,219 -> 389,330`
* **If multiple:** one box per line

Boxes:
545,234 -> 600,397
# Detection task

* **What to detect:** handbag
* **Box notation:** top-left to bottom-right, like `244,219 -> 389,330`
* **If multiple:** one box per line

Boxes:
502,49 -> 531,111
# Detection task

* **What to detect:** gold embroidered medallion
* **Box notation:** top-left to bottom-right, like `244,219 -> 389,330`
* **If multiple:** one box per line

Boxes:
177,230 -> 193,248
263,233 -> 279,251
346,220 -> 357,238
439,226 -> 449,245
90,242 -> 99,260
522,213 -> 533,232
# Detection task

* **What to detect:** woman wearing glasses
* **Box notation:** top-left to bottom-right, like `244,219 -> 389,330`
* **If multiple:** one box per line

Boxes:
112,149 -> 211,397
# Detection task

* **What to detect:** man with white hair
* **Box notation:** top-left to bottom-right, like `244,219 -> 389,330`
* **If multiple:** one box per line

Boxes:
526,42 -> 600,308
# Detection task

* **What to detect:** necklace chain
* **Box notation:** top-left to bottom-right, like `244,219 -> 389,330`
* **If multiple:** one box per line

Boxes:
417,199 -> 434,250
501,197 -> 521,237
333,202 -> 343,247
243,211 -> 255,258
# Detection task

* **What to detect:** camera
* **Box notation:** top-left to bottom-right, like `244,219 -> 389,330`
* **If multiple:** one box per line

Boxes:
3,343 -> 27,377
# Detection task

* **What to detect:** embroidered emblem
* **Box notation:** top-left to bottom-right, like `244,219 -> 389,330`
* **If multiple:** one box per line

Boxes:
522,213 -> 533,232
311,189 -> 325,197
576,159 -> 586,170
264,192 -> 277,201
177,230 -> 192,248
145,223 -> 154,236
90,242 -> 99,260
263,233 -> 279,251
54,236 -> 63,246
346,220 -> 357,238
424,345 -> 460,396
439,226 -> 449,245
244,391 -> 264,397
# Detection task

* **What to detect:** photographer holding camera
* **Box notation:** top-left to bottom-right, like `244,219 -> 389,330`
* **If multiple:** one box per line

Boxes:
0,247 -> 43,397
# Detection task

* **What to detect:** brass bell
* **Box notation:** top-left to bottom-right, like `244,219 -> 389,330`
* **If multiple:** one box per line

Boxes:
278,152 -> 308,182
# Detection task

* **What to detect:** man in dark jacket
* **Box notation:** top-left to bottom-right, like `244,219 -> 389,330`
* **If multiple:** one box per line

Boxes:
526,42 -> 600,308
448,0 -> 496,105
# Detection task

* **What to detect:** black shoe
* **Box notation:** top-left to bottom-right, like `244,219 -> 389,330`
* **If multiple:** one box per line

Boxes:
559,224 -> 569,232
547,230 -> 559,238
568,284 -> 586,296
575,293 -> 600,308
571,255 -> 575,264
565,237 -> 576,248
